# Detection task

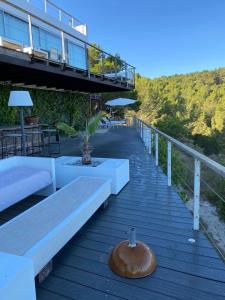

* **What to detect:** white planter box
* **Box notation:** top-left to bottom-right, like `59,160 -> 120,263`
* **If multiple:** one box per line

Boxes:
55,156 -> 129,194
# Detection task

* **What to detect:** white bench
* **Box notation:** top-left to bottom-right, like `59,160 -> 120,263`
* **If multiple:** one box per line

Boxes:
0,156 -> 56,212
0,176 -> 111,300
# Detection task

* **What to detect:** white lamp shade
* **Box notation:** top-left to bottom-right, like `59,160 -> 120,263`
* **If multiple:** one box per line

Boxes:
8,91 -> 33,107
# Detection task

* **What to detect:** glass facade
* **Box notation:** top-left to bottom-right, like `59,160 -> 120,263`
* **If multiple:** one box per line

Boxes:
32,25 -> 62,60
67,41 -> 86,70
0,11 -> 4,36
32,25 -> 40,48
4,12 -> 29,45
0,10 -> 86,68
40,30 -> 62,60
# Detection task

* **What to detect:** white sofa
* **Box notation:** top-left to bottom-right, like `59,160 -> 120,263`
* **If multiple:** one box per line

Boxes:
0,156 -> 56,212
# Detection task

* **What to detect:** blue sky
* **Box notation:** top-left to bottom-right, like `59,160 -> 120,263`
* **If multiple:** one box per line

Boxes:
55,0 -> 225,78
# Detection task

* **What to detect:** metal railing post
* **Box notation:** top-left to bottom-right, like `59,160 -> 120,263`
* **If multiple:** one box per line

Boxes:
101,52 -> 105,76
145,127 -> 148,147
155,132 -> 158,166
114,57 -> 118,80
61,31 -> 66,63
145,127 -> 150,151
141,122 -> 144,141
142,124 -> 145,142
143,125 -> 146,146
28,14 -> 33,51
125,63 -> 128,87
167,141 -> 172,186
140,121 -> 141,138
59,9 -> 62,21
194,159 -> 201,230
149,128 -> 152,155
84,44 -> 90,79
44,0 -> 47,13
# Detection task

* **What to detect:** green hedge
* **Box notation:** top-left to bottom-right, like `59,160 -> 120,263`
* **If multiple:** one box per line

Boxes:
0,83 -> 90,130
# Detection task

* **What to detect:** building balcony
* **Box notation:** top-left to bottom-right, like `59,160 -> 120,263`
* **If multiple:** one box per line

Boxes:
0,0 -> 135,92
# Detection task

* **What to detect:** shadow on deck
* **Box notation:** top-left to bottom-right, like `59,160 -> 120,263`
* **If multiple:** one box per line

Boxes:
1,127 -> 225,300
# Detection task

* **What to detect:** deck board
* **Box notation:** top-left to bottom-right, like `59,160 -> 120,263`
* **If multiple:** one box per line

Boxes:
1,127 -> 225,299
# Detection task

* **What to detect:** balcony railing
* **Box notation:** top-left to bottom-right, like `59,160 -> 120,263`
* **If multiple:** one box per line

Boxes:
25,0 -> 87,35
134,117 -> 225,232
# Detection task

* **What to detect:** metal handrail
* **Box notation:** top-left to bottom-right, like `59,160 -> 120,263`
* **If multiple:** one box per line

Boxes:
134,117 -> 225,231
139,119 -> 225,178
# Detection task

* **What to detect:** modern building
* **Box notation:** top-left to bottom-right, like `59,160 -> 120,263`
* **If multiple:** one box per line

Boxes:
0,0 -> 135,92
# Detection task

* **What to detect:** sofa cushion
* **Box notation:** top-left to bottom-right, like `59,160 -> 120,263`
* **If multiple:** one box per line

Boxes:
0,166 -> 52,212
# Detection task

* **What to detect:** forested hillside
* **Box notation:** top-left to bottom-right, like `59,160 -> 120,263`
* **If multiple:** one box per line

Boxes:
136,68 -> 225,155
129,68 -> 225,220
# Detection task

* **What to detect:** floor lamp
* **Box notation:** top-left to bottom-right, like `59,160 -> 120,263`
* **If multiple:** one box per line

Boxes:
8,91 -> 33,156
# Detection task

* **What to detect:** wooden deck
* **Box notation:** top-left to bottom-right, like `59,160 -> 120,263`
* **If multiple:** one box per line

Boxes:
1,127 -> 225,299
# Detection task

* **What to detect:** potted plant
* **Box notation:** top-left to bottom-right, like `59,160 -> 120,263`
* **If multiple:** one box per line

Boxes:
56,113 -> 101,165
24,108 -> 39,125
57,122 -> 77,137
80,113 -> 101,165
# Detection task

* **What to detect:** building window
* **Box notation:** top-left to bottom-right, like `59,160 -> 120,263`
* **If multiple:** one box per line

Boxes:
32,25 -> 62,60
32,25 -> 40,49
40,29 -> 62,60
68,41 -> 86,70
4,13 -> 29,46
0,11 -> 4,36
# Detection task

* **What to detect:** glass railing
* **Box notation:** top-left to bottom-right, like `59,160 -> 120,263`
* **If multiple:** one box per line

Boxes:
25,0 -> 87,35
88,48 -> 135,86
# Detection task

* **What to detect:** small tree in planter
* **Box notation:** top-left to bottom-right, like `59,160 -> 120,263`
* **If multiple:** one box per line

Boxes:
24,107 -> 39,125
57,122 -> 76,137
80,113 -> 101,165
57,113 -> 101,165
